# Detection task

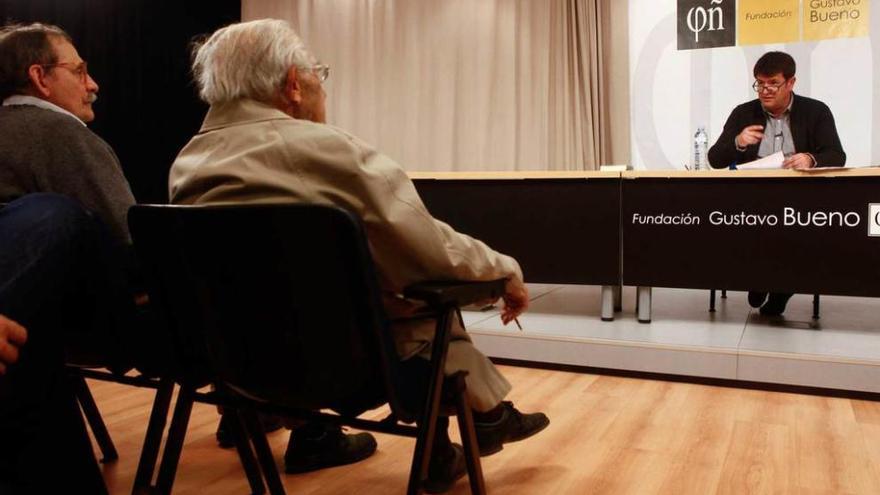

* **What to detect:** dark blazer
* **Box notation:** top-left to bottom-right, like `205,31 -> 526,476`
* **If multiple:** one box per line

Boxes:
708,93 -> 846,169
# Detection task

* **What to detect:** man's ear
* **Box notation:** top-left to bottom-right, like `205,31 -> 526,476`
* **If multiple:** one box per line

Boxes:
787,75 -> 796,89
25,64 -> 52,98
283,66 -> 303,105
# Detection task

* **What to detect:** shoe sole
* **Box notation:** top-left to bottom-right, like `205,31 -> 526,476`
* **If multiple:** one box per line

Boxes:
510,417 -> 550,442
478,417 -> 550,457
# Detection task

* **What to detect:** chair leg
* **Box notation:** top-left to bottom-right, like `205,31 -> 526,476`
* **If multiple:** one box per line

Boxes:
407,306 -> 455,495
709,290 -> 716,313
408,401 -> 439,495
813,294 -> 821,320
227,408 -> 267,495
155,385 -> 197,494
452,373 -> 486,495
240,408 -> 285,495
721,289 -> 727,299
70,373 -> 118,463
133,378 -> 175,492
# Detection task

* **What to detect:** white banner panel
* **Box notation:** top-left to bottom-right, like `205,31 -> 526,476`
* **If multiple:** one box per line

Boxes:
630,0 -> 878,169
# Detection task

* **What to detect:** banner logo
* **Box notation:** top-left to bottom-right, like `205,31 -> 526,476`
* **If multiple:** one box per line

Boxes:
687,2 -> 724,43
678,0 -> 735,50
870,204 -> 880,237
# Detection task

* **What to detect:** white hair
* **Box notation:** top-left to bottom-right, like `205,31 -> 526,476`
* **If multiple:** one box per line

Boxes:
192,19 -> 317,105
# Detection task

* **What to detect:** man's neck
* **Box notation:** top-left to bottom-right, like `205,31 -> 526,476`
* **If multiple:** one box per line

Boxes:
763,94 -> 793,119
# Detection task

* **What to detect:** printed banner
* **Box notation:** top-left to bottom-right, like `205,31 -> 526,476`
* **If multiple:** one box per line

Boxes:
739,0 -> 799,45
677,0 -> 736,50
677,0 -> 870,49
804,0 -> 869,41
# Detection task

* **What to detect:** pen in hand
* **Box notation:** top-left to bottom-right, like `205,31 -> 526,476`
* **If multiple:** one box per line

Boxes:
513,317 -> 523,331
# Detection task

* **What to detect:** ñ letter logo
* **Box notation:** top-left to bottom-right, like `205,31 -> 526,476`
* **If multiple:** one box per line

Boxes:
687,0 -> 725,43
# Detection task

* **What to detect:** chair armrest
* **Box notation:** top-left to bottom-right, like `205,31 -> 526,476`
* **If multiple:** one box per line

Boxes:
403,279 -> 506,308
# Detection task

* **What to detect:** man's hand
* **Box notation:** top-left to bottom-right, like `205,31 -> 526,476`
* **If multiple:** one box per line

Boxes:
500,277 -> 529,325
782,153 -> 815,170
736,125 -> 764,148
0,315 -> 27,375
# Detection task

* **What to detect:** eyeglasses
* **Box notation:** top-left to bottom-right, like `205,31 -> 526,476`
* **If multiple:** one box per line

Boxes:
41,61 -> 89,84
310,64 -> 329,83
752,79 -> 787,94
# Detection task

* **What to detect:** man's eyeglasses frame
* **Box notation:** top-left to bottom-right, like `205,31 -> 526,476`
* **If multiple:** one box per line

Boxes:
310,64 -> 329,83
40,61 -> 90,84
752,78 -> 789,94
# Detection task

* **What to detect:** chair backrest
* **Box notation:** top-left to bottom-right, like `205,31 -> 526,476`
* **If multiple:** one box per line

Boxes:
128,203 -> 403,415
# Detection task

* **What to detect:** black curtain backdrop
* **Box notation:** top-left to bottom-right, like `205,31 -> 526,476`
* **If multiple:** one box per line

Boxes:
0,0 -> 241,203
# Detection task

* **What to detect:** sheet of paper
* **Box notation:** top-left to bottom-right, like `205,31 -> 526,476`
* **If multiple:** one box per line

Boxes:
736,151 -> 784,170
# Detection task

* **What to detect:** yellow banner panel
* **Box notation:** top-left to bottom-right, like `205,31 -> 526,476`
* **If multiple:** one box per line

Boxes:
739,0 -> 800,46
803,0 -> 869,41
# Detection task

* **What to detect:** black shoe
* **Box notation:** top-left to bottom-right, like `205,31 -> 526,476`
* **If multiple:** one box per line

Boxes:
748,291 -> 768,308
284,424 -> 377,474
216,412 -> 284,449
760,293 -> 793,316
424,443 -> 466,494
474,401 -> 549,457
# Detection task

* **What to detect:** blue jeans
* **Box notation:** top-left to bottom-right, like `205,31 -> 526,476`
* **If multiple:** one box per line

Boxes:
0,194 -> 133,494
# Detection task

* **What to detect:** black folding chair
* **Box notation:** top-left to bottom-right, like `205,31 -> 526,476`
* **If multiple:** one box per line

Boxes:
129,203 -> 504,495
65,359 -> 167,466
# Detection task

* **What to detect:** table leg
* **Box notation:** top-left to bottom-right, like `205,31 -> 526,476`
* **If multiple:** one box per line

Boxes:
613,285 -> 622,312
637,286 -> 652,323
601,285 -> 615,322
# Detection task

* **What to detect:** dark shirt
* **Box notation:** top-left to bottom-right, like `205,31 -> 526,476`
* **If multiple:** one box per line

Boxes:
708,93 -> 846,169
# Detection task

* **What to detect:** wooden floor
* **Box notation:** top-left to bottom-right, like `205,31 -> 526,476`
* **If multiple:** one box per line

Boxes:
89,365 -> 880,494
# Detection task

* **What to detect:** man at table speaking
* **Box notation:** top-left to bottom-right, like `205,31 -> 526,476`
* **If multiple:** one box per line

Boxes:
708,51 -> 845,171
708,51 -> 846,316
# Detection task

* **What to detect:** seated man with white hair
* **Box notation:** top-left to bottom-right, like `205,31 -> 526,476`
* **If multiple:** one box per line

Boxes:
169,19 -> 549,492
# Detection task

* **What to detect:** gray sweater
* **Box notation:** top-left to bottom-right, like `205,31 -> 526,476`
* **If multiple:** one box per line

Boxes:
0,105 -> 135,242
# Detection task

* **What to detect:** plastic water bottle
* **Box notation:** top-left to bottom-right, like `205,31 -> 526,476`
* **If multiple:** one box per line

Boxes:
693,126 -> 708,170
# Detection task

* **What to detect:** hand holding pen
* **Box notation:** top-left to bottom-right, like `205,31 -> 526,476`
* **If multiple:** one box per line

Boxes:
500,277 -> 529,331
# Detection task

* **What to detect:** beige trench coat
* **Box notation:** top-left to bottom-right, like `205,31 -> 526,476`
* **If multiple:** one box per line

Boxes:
168,98 -> 521,410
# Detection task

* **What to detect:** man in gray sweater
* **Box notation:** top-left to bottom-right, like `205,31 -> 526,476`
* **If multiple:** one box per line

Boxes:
0,23 -> 136,493
0,22 -> 134,243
